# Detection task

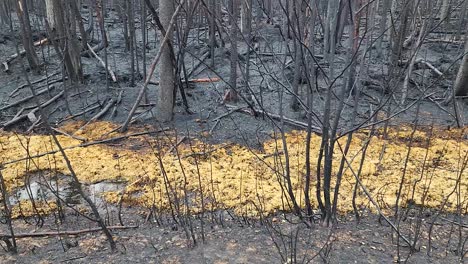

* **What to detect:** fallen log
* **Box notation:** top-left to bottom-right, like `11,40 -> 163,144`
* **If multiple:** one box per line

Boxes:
2,91 -> 64,128
0,225 -> 138,239
149,77 -> 220,86
415,58 -> 443,76
51,127 -> 87,141
86,43 -> 117,82
59,103 -> 101,123
77,98 -> 117,131
88,98 -> 116,122
225,104 -> 322,135
2,38 -> 48,72
9,71 -> 61,97
1,86 -> 57,111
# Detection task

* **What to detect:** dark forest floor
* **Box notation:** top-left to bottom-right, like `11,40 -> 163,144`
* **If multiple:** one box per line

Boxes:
1,8 -> 467,264
1,209 -> 466,263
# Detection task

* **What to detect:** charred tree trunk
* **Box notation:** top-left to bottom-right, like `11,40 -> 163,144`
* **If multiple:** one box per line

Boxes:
324,0 -> 339,59
290,0 -> 305,111
141,0 -> 147,82
389,0 -> 410,93
454,37 -> 468,97
70,0 -> 88,50
16,0 -> 40,72
439,0 -> 450,22
227,0 -> 239,101
121,0 -> 130,50
241,0 -> 252,34
157,0 -> 175,122
128,0 -> 136,86
0,1 -> 8,25
208,0 -> 217,67
377,0 -> 392,58
242,0 -> 252,85
46,0 -> 84,83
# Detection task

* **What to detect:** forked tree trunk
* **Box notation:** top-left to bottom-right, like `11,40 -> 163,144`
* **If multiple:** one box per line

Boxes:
157,0 -> 175,122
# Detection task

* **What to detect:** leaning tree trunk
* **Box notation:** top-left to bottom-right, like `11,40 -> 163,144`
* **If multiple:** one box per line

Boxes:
157,0 -> 175,122
454,37 -> 468,97
16,0 -> 40,72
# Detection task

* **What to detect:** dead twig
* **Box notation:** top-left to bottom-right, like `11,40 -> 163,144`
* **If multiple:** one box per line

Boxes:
51,127 -> 87,141
182,143 -> 233,159
58,103 -> 101,123
187,51 -> 210,78
110,91 -> 123,118
76,98 -> 118,131
87,98 -> 116,123
213,106 -> 243,121
440,217 -> 468,228
1,86 -> 57,111
338,144 -> 415,250
168,136 -> 187,153
9,71 -> 61,97
209,119 -> 220,134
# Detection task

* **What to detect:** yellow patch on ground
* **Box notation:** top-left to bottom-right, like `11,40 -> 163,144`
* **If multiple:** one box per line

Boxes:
0,122 -> 466,217
10,200 -> 57,219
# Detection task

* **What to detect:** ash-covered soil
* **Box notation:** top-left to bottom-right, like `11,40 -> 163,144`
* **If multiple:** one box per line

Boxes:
1,209 -> 466,263
1,5 -> 467,264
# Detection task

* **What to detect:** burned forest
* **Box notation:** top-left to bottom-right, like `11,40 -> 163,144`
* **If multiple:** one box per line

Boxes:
0,0 -> 467,263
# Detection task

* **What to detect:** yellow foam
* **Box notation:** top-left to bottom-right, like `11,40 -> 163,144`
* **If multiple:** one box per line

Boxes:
0,122 -> 466,217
